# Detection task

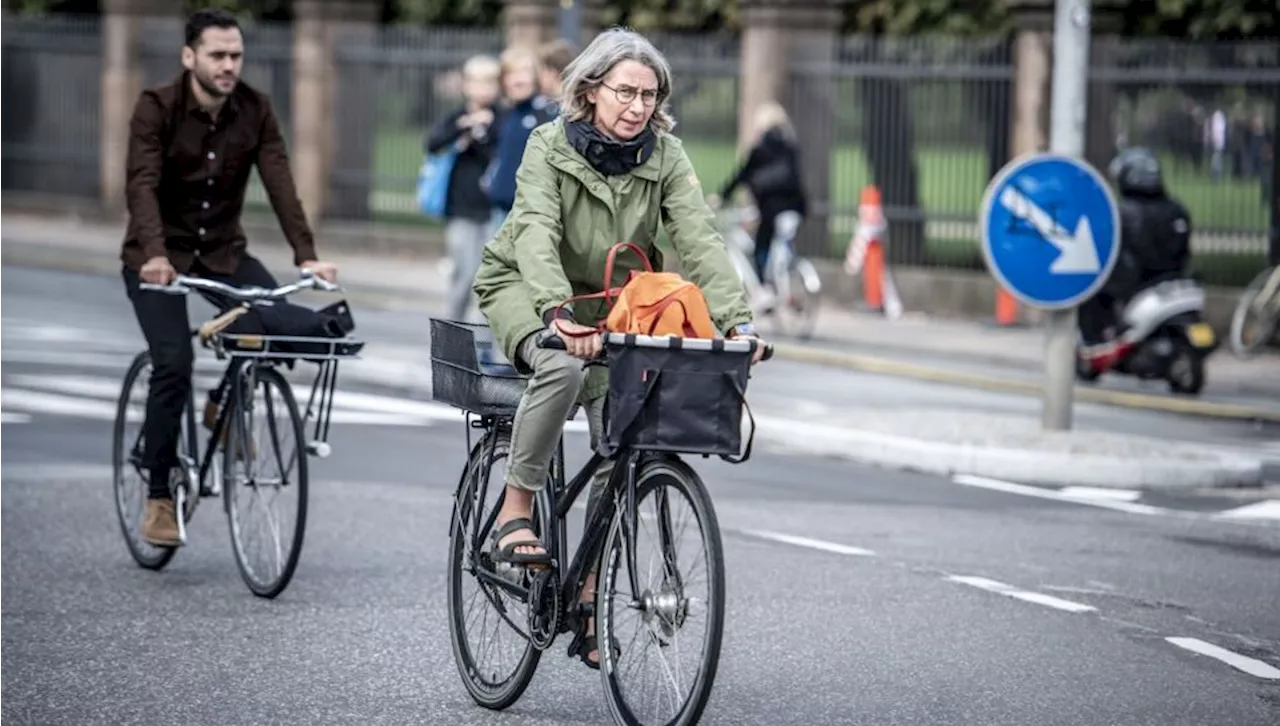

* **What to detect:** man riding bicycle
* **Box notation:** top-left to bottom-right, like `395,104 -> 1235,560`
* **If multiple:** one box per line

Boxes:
121,8 -> 337,548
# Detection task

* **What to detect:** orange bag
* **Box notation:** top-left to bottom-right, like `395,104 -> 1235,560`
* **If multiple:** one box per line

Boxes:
554,243 -> 718,339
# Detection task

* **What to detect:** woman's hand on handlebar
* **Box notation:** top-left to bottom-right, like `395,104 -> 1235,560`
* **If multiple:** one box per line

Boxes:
734,334 -> 769,365
552,318 -> 602,360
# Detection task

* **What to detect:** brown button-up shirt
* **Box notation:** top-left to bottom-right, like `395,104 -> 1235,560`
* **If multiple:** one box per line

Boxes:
120,72 -> 317,275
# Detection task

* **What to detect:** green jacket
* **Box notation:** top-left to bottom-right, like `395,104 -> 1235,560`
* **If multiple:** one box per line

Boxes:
473,117 -> 754,401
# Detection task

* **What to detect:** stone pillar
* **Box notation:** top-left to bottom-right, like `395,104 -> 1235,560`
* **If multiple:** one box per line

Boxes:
1006,0 -> 1053,160
574,0 -> 605,48
738,0 -> 841,257
504,0 -> 558,50
292,0 -> 379,222
291,0 -> 330,224
100,0 -> 183,216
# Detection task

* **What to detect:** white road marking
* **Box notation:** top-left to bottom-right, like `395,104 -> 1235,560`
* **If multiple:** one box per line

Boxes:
739,529 -> 876,557
1212,500 -> 1280,522
0,372 -> 590,432
2,388 -> 120,420
953,474 -> 1171,516
1,412 -> 33,424
1165,637 -> 1280,680
1059,486 -> 1142,502
945,575 -> 1098,613
2,463 -> 115,480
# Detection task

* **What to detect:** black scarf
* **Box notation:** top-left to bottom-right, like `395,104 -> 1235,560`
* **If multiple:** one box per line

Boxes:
565,120 -> 657,176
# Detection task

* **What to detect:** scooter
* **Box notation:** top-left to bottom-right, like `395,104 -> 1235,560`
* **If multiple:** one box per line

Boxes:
1075,274 -> 1220,395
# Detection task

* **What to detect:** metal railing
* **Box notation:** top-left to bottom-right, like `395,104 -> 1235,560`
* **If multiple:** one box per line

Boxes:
2,17 -> 1274,286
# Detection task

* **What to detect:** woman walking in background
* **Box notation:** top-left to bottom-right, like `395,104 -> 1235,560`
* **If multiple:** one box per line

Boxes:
425,54 -> 501,322
484,46 -> 557,238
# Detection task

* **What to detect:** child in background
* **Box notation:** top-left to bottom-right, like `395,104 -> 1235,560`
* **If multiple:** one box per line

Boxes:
425,54 -> 501,322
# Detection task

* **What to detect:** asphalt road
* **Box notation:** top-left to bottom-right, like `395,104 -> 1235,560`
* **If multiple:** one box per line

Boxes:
3,265 -> 1279,725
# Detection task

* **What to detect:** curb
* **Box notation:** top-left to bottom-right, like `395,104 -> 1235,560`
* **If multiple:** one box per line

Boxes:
754,415 -> 1265,490
772,343 -> 1280,424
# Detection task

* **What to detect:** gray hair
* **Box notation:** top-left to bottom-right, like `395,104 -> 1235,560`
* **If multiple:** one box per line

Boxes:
559,27 -> 676,134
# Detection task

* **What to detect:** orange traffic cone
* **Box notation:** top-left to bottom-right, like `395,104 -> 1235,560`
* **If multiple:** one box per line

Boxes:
995,287 -> 1019,326
844,185 -> 888,311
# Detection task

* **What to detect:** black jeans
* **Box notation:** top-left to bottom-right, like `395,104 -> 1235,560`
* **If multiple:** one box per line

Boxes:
122,253 -> 279,498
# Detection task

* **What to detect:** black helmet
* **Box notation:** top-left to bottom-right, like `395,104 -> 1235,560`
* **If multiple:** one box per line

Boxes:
1107,146 -> 1163,195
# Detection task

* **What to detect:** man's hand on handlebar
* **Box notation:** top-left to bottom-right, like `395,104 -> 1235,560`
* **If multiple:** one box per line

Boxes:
299,259 -> 339,283
140,256 -> 177,285
551,318 -> 602,360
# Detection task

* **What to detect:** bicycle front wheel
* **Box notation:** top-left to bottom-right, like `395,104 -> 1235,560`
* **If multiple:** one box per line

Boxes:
597,455 -> 726,726
223,364 -> 309,599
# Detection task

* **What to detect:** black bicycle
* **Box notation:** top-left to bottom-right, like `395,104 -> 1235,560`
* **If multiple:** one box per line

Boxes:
112,272 -> 362,598
430,319 -> 771,726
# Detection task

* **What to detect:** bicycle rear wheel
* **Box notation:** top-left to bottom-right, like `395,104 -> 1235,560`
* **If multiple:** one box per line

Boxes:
772,256 -> 821,341
112,351 -> 179,570
1229,266 -> 1280,360
447,430 -> 545,710
597,455 -> 725,726
223,364 -> 309,599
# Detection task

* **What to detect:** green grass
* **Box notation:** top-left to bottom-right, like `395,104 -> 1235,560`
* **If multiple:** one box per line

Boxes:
243,129 -> 1268,287
371,131 -> 1270,232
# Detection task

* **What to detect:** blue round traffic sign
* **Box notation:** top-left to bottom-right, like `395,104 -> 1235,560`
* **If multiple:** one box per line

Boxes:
979,152 -> 1120,310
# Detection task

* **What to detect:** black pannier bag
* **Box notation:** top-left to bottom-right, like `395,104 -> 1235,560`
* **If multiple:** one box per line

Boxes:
220,299 -> 363,361
602,333 -> 758,463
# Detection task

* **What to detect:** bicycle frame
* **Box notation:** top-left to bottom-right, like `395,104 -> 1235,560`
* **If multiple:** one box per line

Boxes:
461,413 -> 660,621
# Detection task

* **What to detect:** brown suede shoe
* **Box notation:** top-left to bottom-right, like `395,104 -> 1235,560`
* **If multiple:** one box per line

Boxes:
141,499 -> 181,547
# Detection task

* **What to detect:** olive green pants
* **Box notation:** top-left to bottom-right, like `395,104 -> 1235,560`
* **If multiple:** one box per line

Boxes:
506,332 -> 613,515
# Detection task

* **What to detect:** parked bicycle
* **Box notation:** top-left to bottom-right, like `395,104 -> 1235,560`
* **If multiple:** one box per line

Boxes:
112,272 -> 363,598
431,318 -> 771,726
1229,264 -> 1280,360
716,204 -> 822,340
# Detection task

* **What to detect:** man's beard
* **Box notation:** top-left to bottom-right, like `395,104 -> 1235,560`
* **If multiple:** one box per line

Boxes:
194,69 -> 235,98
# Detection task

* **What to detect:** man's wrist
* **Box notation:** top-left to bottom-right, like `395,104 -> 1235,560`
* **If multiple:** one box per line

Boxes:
727,322 -> 756,338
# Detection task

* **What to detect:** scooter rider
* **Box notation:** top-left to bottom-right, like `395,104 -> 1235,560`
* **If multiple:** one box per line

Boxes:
1078,146 -> 1193,355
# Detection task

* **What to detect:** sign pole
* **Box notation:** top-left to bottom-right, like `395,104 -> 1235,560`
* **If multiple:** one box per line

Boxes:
1043,0 -> 1092,431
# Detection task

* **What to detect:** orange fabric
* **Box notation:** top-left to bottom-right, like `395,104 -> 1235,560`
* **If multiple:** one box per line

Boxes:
552,242 -> 718,339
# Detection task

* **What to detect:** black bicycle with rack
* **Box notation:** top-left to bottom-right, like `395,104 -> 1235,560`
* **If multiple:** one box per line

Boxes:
430,317 -> 771,726
111,271 -> 363,599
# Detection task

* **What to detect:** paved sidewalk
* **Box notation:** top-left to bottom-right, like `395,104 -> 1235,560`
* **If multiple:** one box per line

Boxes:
3,212 -> 1277,490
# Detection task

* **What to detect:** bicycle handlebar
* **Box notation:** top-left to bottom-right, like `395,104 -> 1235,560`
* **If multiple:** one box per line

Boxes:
139,270 -> 343,300
536,330 -> 774,362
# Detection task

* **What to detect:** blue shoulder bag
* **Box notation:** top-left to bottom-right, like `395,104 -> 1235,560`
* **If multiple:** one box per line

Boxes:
417,145 -> 457,220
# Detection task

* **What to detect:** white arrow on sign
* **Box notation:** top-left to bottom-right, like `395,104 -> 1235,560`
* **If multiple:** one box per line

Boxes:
998,185 -> 1101,274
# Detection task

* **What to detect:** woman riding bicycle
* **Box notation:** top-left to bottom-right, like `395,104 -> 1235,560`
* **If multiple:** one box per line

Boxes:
471,27 -> 765,668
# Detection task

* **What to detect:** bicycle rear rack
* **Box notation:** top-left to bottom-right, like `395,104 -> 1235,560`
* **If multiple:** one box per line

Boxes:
207,332 -> 366,459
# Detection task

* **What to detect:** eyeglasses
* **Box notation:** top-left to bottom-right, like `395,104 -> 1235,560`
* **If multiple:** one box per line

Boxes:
600,83 -> 659,107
